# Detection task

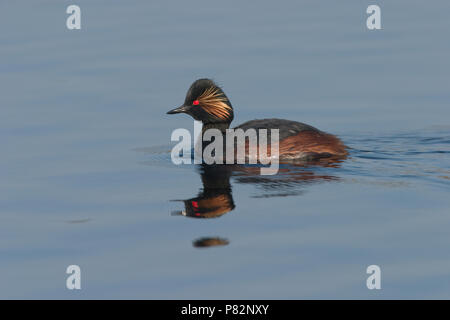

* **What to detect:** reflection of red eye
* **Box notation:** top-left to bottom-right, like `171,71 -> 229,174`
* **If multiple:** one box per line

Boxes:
193,100 -> 199,105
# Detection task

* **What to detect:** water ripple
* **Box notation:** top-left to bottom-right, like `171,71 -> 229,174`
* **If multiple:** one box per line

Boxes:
138,128 -> 450,197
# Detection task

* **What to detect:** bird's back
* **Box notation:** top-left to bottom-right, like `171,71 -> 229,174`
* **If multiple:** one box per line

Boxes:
235,118 -> 320,140
234,118 -> 347,161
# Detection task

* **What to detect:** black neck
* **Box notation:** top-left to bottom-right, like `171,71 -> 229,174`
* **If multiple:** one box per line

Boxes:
195,122 -> 231,158
202,122 -> 230,134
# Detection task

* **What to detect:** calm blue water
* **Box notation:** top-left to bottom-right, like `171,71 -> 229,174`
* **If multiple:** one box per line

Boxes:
1,1 -> 450,299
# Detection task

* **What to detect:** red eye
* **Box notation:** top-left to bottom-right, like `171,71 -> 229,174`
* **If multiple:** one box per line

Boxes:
193,100 -> 199,105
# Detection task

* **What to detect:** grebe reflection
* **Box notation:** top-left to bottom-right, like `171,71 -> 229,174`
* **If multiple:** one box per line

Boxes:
170,160 -> 343,248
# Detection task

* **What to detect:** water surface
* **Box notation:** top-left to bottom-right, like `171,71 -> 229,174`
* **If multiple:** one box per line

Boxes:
1,1 -> 450,299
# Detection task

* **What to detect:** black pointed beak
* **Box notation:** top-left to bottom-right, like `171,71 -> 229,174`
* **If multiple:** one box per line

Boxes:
167,104 -> 189,115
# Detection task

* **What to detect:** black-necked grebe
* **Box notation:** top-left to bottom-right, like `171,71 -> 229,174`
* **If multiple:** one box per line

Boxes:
167,78 -> 347,161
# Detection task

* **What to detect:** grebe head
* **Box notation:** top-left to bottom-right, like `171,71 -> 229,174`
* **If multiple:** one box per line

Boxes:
167,78 -> 234,124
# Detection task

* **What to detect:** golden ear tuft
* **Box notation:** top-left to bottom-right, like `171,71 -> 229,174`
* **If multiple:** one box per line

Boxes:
198,87 -> 232,120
